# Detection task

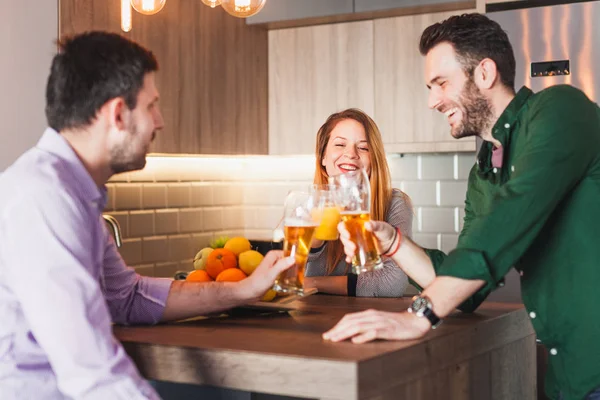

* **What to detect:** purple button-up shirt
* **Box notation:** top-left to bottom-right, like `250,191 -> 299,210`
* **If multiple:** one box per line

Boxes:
0,129 -> 172,399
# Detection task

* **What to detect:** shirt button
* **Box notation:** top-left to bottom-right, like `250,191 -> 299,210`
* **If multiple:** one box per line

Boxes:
498,281 -> 505,287
529,311 -> 537,319
520,270 -> 524,277
536,339 -> 542,344
550,348 -> 558,356
511,166 -> 515,172
504,123 -> 510,129
493,168 -> 498,173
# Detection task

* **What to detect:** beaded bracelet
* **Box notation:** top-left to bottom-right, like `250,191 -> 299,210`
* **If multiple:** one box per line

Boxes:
383,227 -> 402,257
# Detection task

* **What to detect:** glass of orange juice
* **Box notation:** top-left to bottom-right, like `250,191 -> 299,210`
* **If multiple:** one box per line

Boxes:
310,184 -> 341,241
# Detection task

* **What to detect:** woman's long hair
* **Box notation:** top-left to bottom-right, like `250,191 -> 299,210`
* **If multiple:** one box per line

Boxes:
314,108 -> 409,274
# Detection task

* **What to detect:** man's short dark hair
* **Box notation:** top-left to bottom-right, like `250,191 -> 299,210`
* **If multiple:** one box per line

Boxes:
419,13 -> 516,91
45,31 -> 158,132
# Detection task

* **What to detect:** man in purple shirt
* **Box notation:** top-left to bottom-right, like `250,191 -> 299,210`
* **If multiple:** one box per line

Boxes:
0,32 -> 293,399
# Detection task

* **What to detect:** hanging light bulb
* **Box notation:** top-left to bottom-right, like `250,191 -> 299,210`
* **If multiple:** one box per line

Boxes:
121,0 -> 132,32
221,0 -> 266,18
201,0 -> 222,8
130,0 -> 167,16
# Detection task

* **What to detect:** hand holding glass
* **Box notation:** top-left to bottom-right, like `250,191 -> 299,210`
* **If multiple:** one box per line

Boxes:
331,169 -> 383,274
272,191 -> 322,295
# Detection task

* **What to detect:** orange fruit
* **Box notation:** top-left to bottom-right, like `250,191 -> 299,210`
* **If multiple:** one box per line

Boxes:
238,250 -> 264,276
224,237 -> 252,256
205,248 -> 238,279
261,289 -> 277,302
186,270 -> 212,283
215,268 -> 247,282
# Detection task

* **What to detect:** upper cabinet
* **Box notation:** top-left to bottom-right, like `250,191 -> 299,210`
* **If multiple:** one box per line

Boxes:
373,10 -> 476,153
59,0 -> 268,155
247,0 -> 353,26
268,20 -> 374,155
268,9 -> 476,155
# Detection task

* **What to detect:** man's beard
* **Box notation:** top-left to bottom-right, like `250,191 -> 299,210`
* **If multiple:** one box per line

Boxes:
110,121 -> 150,174
452,78 -> 493,139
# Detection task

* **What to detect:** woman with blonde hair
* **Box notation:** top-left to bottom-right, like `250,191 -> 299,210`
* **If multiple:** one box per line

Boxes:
304,108 -> 413,297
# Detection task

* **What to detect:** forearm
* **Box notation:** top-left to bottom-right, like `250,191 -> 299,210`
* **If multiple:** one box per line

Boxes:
392,237 -> 437,289
421,276 -> 485,318
304,275 -> 348,296
161,280 -> 252,322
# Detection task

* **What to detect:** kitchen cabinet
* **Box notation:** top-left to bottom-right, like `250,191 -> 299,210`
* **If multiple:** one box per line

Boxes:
268,20 -> 374,155
268,8 -> 476,155
60,0 -> 268,155
246,0 -> 353,25
373,10 -> 477,153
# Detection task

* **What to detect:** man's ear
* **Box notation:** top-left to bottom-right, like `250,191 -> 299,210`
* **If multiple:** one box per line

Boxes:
101,97 -> 128,131
474,58 -> 498,90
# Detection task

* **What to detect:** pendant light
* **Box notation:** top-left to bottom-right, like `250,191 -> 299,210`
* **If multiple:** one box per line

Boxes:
201,0 -> 222,8
130,0 -> 167,16
121,0 -> 132,32
221,0 -> 266,18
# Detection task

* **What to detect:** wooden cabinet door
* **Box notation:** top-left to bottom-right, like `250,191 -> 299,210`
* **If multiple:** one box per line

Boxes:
373,10 -> 477,153
268,20 -> 374,155
59,0 -> 267,155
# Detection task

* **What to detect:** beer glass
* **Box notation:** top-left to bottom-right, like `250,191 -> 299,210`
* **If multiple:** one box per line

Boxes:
272,191 -> 322,295
330,169 -> 383,274
310,184 -> 341,241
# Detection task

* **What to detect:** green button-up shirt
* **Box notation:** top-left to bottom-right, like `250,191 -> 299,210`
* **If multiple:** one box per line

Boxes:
423,85 -> 600,400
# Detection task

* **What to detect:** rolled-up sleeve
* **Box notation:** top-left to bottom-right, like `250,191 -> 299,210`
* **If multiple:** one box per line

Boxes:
101,231 -> 172,325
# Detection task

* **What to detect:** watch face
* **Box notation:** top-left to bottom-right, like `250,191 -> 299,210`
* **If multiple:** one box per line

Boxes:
411,296 -> 428,313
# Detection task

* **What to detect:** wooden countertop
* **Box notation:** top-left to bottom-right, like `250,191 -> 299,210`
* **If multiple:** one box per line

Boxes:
114,295 -> 536,400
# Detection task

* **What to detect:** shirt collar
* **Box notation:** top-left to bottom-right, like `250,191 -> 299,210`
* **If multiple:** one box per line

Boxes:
490,86 -> 533,147
477,86 -> 533,173
36,128 -> 107,211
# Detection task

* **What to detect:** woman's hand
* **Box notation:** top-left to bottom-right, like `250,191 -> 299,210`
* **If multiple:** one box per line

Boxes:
337,220 -> 397,263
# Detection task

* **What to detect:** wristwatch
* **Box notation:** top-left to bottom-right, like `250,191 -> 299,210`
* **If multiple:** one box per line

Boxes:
407,294 -> 442,329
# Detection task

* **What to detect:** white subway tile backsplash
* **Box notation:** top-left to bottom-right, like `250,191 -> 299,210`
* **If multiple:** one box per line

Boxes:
142,236 -> 169,264
168,235 -> 194,261
255,207 -> 284,230
155,209 -> 179,235
128,167 -> 154,182
108,172 -> 129,183
115,184 -> 142,210
388,155 -> 419,181
142,184 -> 167,209
456,153 -> 476,180
202,208 -> 223,231
119,238 -> 143,265
420,154 -> 455,181
180,209 -> 203,233
106,185 -> 116,211
134,265 -> 155,277
459,208 -> 466,232
440,234 -> 459,253
419,207 -> 455,233
155,262 -> 180,278
402,181 -> 437,207
129,210 -> 154,237
213,184 -> 243,206
412,233 -> 440,250
245,229 -> 276,241
191,183 -> 214,207
438,181 -> 468,207
167,183 -> 191,208
192,233 -> 213,250
222,207 -> 244,230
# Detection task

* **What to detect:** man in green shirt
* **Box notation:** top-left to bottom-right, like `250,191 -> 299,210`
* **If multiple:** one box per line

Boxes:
322,13 -> 600,400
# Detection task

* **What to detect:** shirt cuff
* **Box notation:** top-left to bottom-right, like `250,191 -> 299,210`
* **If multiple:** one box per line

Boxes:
346,273 -> 358,297
437,248 -> 500,290
136,277 -> 173,324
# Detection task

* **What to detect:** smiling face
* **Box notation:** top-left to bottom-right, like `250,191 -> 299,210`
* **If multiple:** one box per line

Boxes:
321,118 -> 371,177
425,42 -> 493,139
110,73 -> 164,173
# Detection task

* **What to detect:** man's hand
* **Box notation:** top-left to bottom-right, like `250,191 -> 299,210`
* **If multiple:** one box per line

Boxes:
338,220 -> 397,262
322,309 -> 431,344
238,250 -> 295,301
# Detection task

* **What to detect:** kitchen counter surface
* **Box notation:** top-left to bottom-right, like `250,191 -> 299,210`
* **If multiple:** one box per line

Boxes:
114,295 -> 536,400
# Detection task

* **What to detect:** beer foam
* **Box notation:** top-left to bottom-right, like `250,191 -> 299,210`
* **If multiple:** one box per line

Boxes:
284,218 -> 318,227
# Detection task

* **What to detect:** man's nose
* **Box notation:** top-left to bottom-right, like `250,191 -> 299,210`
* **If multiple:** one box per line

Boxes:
428,88 -> 442,110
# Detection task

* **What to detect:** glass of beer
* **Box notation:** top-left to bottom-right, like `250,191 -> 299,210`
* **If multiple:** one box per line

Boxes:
272,191 -> 322,295
310,184 -> 341,241
330,169 -> 383,274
